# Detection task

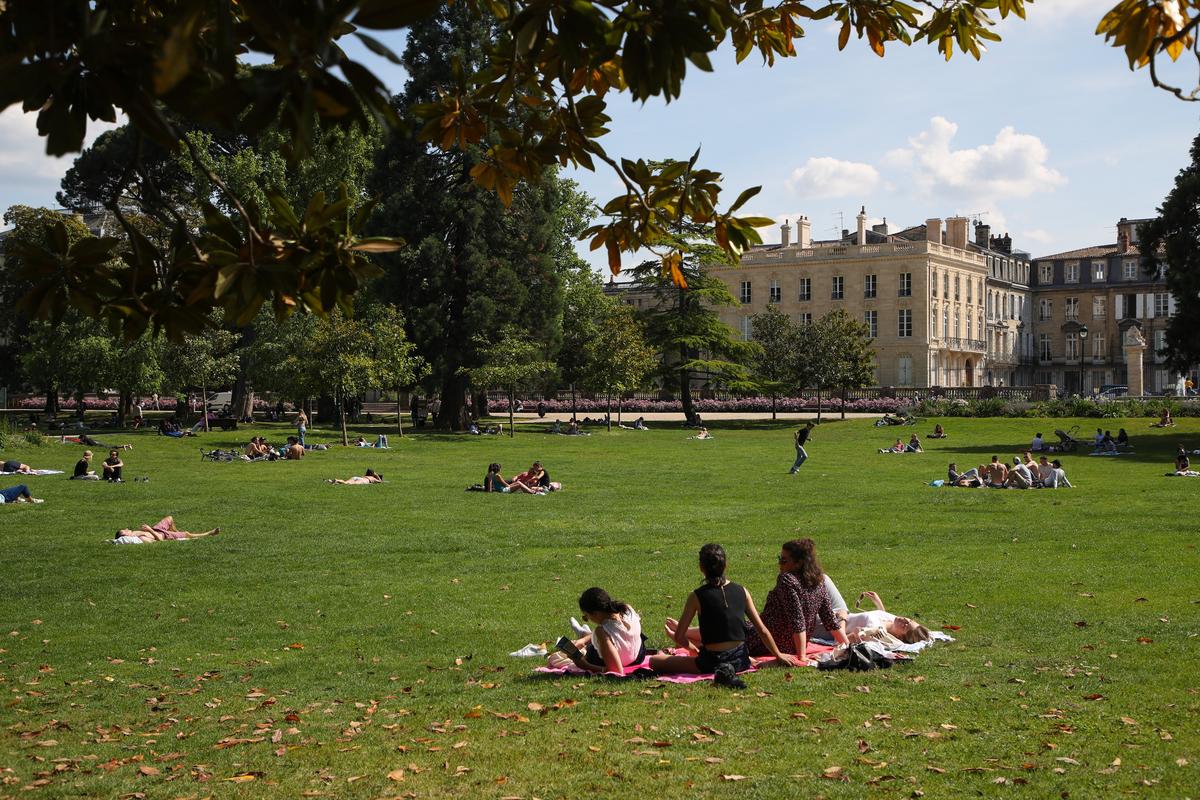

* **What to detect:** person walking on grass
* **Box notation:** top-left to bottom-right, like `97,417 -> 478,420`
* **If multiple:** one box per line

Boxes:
295,408 -> 308,446
790,421 -> 815,474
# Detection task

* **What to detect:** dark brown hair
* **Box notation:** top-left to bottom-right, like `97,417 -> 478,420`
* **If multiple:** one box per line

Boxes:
782,538 -> 824,589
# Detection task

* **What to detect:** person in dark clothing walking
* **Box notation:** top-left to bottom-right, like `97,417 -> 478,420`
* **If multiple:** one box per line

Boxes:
790,421 -> 815,474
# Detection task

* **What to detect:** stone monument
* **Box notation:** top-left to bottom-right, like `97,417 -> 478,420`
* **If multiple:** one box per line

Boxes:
1123,326 -> 1147,397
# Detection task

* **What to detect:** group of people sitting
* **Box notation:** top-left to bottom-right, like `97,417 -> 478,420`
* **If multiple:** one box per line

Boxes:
1090,427 -> 1131,454
880,434 -> 922,453
546,540 -> 931,681
484,461 -> 561,494
71,449 -> 125,481
550,419 -> 589,435
947,454 -> 1073,489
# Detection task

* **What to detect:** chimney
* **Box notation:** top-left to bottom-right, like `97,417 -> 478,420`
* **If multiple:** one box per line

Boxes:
780,219 -> 791,248
797,216 -> 812,249
946,216 -> 968,250
1116,217 -> 1136,253
872,217 -> 889,236
856,206 -> 867,246
925,218 -> 942,244
974,221 -> 991,247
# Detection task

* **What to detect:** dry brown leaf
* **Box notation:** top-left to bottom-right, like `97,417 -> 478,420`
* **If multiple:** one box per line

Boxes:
137,765 -> 159,777
1120,716 -> 1138,726
721,774 -> 747,781
387,769 -> 405,781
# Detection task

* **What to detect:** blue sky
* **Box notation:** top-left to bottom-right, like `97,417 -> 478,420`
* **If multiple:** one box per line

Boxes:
2,0 -> 1196,264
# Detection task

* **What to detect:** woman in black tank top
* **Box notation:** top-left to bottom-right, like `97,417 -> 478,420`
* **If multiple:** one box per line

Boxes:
651,544 -> 802,675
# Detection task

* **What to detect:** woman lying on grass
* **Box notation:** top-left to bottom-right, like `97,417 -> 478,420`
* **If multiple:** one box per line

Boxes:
666,539 -> 849,666
651,544 -> 802,680
547,588 -> 645,674
840,590 -> 931,645
112,516 -> 219,544
326,469 -> 383,485
0,485 -> 43,504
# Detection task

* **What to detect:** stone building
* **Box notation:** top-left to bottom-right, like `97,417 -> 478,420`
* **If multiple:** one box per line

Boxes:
707,209 -> 998,388
1029,217 -> 1184,395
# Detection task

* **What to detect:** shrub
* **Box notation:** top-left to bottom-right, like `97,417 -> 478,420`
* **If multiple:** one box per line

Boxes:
22,429 -> 46,447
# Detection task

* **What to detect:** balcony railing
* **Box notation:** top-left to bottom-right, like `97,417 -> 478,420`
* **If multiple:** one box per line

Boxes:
934,337 -> 987,352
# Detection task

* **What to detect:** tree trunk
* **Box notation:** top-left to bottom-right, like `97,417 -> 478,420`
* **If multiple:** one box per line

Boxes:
617,395 -> 623,428
396,391 -> 404,437
201,380 -> 209,431
118,391 -> 131,425
606,391 -> 612,432
230,368 -> 249,423
507,388 -> 515,438
570,383 -> 577,420
840,385 -> 847,420
678,347 -> 694,423
43,386 -> 59,414
338,387 -> 349,446
435,373 -> 468,430
816,385 -> 823,423
771,393 -> 777,421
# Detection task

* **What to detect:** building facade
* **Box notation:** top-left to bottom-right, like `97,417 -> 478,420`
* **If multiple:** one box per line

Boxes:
1029,217 -> 1183,395
708,210 -> 998,388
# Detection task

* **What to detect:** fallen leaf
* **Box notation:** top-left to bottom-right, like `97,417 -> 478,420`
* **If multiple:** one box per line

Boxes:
387,769 -> 405,781
224,772 -> 260,782
1120,716 -> 1138,726
721,774 -> 747,781
137,765 -> 159,777
1083,693 -> 1104,701
1137,637 -> 1153,644
1055,757 -> 1081,766
287,643 -> 304,650
942,625 -> 961,631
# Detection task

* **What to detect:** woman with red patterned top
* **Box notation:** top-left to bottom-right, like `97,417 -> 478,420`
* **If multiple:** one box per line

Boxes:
666,539 -> 848,666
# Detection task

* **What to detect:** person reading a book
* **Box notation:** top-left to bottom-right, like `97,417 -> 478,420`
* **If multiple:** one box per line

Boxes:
546,587 -> 645,673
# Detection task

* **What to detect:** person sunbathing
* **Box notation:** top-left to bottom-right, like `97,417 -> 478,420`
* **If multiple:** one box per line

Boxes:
1152,408 -> 1175,427
651,544 -> 803,680
2,459 -> 34,474
112,516 -> 219,544
547,588 -> 645,674
62,434 -> 133,449
284,437 -> 305,459
905,434 -> 923,453
879,438 -> 905,454
984,455 -> 1009,487
947,462 -> 982,488
689,427 -> 714,440
839,591 -> 932,645
326,469 -> 383,485
0,484 -> 44,504
484,463 -> 541,494
928,423 -> 947,439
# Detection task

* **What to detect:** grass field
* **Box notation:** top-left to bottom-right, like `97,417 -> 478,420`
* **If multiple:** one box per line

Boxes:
1,416 -> 1198,799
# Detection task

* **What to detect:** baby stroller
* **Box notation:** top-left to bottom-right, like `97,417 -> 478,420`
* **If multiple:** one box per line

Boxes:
1052,427 -> 1080,453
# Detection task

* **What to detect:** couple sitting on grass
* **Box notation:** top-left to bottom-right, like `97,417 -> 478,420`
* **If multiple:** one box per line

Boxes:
880,434 -> 922,453
948,454 -> 1072,489
549,540 -> 930,682
485,461 -> 560,494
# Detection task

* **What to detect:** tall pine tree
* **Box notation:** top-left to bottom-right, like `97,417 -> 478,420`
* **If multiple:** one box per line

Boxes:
368,4 -> 581,429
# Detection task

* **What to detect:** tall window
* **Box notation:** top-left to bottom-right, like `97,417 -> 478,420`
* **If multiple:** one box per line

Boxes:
932,272 -> 938,298
966,317 -> 972,340
1065,261 -> 1080,283
897,355 -> 913,387
1092,296 -> 1107,319
1065,332 -> 1078,360
799,312 -> 812,326
1039,334 -> 1052,361
799,277 -> 811,301
1039,263 -> 1053,283
864,310 -> 878,338
943,273 -> 950,297
1154,293 -> 1169,316
769,279 -> 781,304
864,274 -> 877,298
1093,261 -> 1106,281
1039,299 -> 1052,321
740,280 -> 751,304
1092,333 -> 1105,359
1064,297 -> 1079,321
954,312 -> 960,339
954,275 -> 960,300
1155,329 -> 1166,354
832,276 -> 844,300
942,306 -> 949,338
898,309 -> 912,338
966,279 -> 973,304
987,292 -> 993,318
898,272 -> 912,297
741,316 -> 752,341
1123,260 -> 1138,280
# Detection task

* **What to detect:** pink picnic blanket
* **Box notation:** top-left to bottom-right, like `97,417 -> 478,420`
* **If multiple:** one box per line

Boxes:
534,643 -> 835,682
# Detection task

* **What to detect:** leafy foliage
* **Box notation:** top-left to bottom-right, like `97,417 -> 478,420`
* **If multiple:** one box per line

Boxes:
463,326 -> 556,436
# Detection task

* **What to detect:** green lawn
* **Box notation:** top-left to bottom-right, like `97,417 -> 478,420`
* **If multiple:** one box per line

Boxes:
1,417 -> 1197,798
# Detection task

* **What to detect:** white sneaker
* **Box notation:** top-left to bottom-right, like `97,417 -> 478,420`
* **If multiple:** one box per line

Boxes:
30,498 -> 45,504
569,617 -> 591,636
508,643 -> 547,658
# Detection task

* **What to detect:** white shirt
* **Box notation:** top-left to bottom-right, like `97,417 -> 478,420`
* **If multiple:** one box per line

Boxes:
596,607 -> 643,666
1012,462 -> 1033,481
843,610 -> 896,636
1031,436 -> 1044,451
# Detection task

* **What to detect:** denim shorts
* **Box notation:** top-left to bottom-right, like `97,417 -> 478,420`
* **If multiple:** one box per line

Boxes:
695,643 -> 751,674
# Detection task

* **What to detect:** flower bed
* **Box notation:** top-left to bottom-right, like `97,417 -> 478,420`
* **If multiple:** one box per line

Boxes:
488,396 -> 907,414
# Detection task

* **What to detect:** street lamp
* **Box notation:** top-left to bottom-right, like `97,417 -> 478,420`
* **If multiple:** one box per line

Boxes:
1078,325 -> 1089,396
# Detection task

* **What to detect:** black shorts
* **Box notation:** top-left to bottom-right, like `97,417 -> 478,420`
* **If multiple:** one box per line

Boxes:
583,637 -> 648,670
695,643 -> 751,674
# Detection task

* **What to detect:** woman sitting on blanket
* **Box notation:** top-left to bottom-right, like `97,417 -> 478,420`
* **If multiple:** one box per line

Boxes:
1153,408 -> 1175,428
547,587 -> 645,673
929,423 -> 947,439
651,544 -> 803,675
879,438 -> 905,454
666,539 -> 848,666
484,463 -> 541,494
839,590 -> 932,645
326,469 -> 383,485
906,434 -> 923,453
690,426 -> 713,440
112,516 -> 219,544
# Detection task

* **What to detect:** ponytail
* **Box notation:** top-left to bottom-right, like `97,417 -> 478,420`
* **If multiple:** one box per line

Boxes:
578,587 -> 629,616
699,543 -> 727,587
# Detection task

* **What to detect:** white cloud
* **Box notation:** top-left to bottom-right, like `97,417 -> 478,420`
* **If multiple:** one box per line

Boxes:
1020,228 -> 1055,246
884,116 -> 1065,203
1024,0 -> 1111,25
787,156 -> 881,199
0,108 -> 121,211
